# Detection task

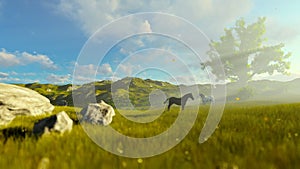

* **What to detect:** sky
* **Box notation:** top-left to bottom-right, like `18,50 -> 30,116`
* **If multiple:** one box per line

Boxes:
0,0 -> 300,85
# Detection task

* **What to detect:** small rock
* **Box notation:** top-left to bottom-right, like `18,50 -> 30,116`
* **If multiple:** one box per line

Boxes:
53,111 -> 73,133
80,100 -> 115,125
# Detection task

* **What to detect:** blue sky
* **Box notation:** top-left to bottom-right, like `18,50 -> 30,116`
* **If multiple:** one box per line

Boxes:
0,0 -> 299,85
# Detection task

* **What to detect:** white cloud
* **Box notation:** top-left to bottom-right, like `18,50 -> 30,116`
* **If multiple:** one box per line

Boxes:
0,48 -> 57,69
9,71 -> 36,76
265,18 -> 300,44
74,63 -> 113,76
0,77 -> 20,82
139,20 -> 152,33
54,0 -> 254,85
169,75 -> 210,85
0,76 -> 40,84
72,76 -> 92,83
0,71 -> 41,84
46,74 -> 71,84
10,71 -> 18,76
98,63 -> 113,75
118,63 -> 133,76
0,72 -> 9,78
0,49 -> 20,66
169,75 -> 195,85
119,48 -> 128,55
56,0 -> 253,37
73,63 -> 97,82
60,0 -> 300,84
74,63 -> 97,75
73,63 -> 114,83
22,72 -> 36,76
57,0 -> 121,35
117,36 -> 149,55
253,72 -> 300,82
21,52 -> 57,69
135,38 -> 145,47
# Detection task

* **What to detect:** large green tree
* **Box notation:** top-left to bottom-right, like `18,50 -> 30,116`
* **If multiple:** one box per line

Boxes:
206,17 -> 291,86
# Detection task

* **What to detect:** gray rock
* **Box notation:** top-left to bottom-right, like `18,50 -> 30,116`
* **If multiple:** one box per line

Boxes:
53,111 -> 73,133
80,100 -> 115,125
0,83 -> 54,126
33,111 -> 73,136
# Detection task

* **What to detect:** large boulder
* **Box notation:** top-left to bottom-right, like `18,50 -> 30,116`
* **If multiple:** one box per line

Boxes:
0,83 -> 54,126
33,111 -> 73,136
80,100 -> 115,126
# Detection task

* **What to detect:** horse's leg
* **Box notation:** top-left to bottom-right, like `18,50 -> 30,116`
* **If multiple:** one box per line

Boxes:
168,103 -> 172,110
181,101 -> 186,110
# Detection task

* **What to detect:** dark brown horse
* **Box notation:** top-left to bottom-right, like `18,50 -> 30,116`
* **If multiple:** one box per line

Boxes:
164,93 -> 194,110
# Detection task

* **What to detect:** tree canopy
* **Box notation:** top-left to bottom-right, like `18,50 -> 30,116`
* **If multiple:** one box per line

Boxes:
206,17 -> 291,85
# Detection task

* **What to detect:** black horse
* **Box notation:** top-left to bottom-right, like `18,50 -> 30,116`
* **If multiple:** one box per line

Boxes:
164,93 -> 194,110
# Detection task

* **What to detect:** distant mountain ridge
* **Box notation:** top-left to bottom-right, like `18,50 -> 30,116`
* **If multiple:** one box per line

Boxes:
15,77 -> 300,107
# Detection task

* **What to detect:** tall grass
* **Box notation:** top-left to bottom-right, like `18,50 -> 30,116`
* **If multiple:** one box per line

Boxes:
0,103 -> 299,169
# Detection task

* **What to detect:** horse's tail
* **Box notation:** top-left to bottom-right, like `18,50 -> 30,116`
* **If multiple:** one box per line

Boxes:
163,98 -> 169,104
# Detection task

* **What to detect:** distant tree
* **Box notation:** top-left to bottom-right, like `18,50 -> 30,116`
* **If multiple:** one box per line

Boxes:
205,17 -> 291,86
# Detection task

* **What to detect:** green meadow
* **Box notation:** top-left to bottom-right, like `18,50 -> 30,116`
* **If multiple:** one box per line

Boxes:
1,102 -> 300,169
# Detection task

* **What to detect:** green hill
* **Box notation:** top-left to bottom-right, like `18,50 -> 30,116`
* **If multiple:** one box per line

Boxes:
17,77 -> 300,107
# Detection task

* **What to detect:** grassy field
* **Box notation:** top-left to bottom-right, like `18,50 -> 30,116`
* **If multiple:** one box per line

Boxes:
0,102 -> 300,169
